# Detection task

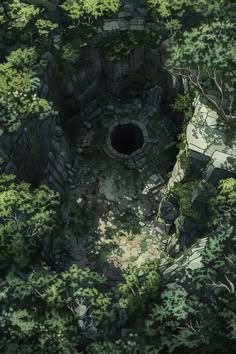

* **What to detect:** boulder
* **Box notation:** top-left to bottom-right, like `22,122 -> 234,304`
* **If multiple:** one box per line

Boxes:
159,200 -> 179,223
176,216 -> 198,249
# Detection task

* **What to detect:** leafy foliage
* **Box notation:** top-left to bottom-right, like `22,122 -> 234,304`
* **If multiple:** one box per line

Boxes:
147,0 -> 230,32
0,0 -> 61,43
30,264 -> 113,321
7,0 -> 40,31
210,178 -> 236,225
60,43 -> 81,67
0,178 -> 235,353
173,180 -> 200,220
166,20 -> 236,124
60,0 -> 121,23
118,260 -> 161,312
0,264 -> 113,353
0,1 -> 235,353
35,18 -> 58,38
171,94 -> 194,169
144,179 -> 236,354
5,47 -> 39,70
0,48 -> 57,133
99,32 -> 139,61
88,334 -> 140,354
0,174 -> 60,269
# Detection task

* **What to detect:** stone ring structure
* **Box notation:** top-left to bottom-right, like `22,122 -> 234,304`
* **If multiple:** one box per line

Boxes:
106,119 -> 148,160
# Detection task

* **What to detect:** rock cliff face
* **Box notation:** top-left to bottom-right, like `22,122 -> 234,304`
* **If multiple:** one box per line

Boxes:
187,96 -> 236,184
155,95 -> 236,254
58,6 -> 181,114
0,116 -> 76,194
0,50 -> 75,194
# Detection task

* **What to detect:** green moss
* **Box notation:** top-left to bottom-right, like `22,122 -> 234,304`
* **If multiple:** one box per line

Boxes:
173,180 -> 200,221
171,94 -> 195,170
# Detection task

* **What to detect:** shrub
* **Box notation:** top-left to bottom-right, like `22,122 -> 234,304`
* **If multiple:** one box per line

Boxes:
0,174 -> 60,270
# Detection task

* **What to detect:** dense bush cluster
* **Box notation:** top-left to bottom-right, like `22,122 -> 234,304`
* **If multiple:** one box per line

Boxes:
0,48 -> 56,133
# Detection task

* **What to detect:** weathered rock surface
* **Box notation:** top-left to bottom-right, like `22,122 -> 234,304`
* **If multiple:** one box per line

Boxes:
159,200 -> 179,223
187,96 -> 236,184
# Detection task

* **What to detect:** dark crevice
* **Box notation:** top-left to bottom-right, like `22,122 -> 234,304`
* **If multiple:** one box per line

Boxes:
110,123 -> 144,155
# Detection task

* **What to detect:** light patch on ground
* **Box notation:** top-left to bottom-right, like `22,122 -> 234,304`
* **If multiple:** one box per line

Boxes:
94,212 -> 161,270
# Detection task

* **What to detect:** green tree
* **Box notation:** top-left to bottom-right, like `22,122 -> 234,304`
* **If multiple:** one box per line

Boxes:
0,264 -> 113,353
0,48 -> 57,133
0,174 -> 60,270
5,47 -> 39,71
118,260 -> 161,312
147,0 -> 231,33
166,20 -> 236,125
88,335 -> 140,354
7,0 -> 41,31
35,19 -> 59,38
210,178 -> 236,225
0,1 -> 61,43
60,0 -> 121,24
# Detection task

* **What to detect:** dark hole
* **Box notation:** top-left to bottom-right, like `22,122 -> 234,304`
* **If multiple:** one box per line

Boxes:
110,123 -> 144,155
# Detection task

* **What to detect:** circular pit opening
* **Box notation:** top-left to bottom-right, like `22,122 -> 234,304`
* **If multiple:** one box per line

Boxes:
110,123 -> 144,155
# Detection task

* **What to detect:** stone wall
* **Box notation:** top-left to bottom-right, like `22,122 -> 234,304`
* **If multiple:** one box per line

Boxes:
59,9 -> 181,114
58,47 -> 105,113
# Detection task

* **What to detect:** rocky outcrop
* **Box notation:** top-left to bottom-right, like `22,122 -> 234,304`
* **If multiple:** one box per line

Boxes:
187,95 -> 236,185
0,52 -> 75,194
161,237 -> 208,278
0,117 -> 75,194
155,95 -> 236,252
58,4 -> 181,114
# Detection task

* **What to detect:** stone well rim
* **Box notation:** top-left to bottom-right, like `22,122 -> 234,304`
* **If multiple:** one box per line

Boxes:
106,119 -> 148,159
